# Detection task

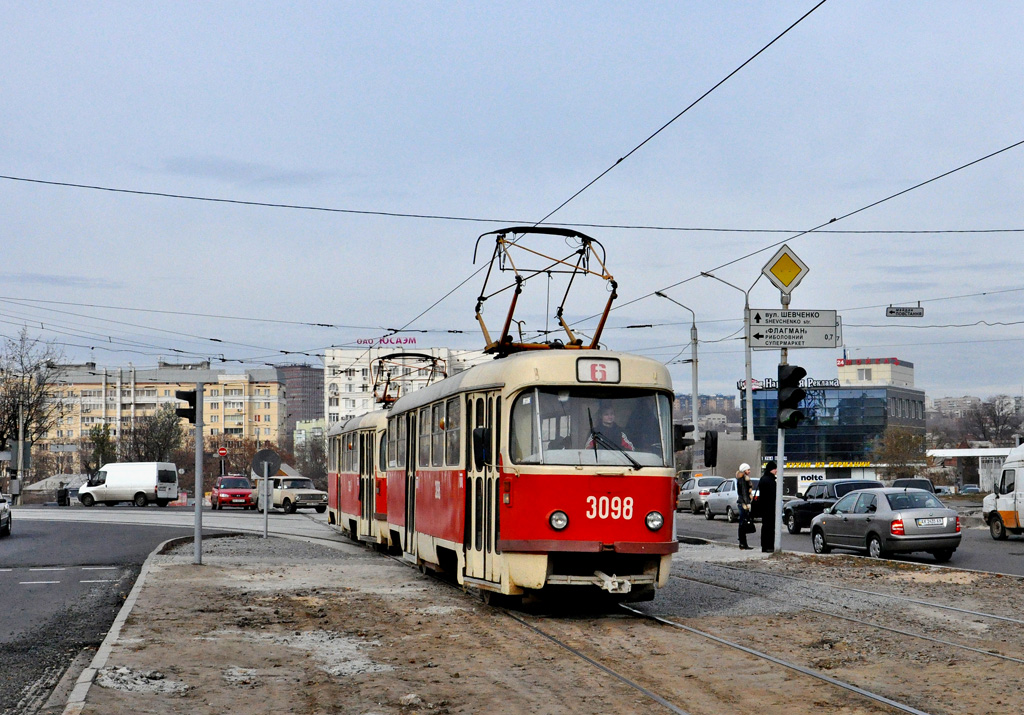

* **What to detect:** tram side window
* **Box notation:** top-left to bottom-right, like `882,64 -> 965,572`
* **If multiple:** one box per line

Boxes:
431,403 -> 444,467
445,397 -> 460,466
397,416 -> 407,469
387,420 -> 397,468
418,407 -> 431,467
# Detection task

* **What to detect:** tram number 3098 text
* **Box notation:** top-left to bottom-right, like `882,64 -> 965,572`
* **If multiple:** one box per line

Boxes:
585,496 -> 633,520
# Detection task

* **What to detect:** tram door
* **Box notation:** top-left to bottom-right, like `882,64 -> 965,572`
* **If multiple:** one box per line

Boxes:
358,430 -> 373,540
404,412 -> 417,558
465,393 -> 501,584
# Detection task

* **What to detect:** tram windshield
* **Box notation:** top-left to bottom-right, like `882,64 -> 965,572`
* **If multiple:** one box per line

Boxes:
509,388 -> 673,468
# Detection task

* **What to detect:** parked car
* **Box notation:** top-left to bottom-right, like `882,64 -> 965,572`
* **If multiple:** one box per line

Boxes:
255,476 -> 328,514
78,462 -> 179,507
783,479 -> 883,534
677,476 -> 725,513
809,487 -> 961,561
704,477 -> 759,523
211,475 -> 255,510
0,493 -> 11,537
891,477 -> 935,493
960,484 -> 981,495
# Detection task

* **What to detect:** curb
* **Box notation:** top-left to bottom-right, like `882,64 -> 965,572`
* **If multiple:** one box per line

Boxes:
59,533 -> 236,715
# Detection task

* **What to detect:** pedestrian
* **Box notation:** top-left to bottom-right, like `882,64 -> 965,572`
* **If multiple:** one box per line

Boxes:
758,461 -> 778,553
736,463 -> 754,550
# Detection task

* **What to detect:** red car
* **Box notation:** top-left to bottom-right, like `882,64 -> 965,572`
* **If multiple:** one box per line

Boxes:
211,475 -> 255,510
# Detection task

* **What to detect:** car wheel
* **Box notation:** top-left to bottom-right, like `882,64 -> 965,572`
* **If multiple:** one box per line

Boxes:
1,517 -> 10,537
133,493 -> 148,508
786,512 -> 801,534
81,494 -> 95,507
726,506 -> 737,523
315,505 -> 326,514
704,505 -> 714,520
812,529 -> 830,554
284,499 -> 297,514
989,514 -> 1008,541
931,549 -> 954,563
690,500 -> 700,515
868,534 -> 886,559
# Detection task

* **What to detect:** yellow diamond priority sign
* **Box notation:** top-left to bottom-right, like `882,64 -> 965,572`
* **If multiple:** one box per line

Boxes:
762,244 -> 808,294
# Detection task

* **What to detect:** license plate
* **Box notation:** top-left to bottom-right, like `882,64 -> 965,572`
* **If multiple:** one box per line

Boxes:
232,499 -> 245,503
916,517 -> 944,526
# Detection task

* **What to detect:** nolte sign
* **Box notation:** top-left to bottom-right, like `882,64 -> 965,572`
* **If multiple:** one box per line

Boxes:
747,309 -> 842,350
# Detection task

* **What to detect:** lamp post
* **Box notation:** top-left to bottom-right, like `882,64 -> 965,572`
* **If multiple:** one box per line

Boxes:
654,292 -> 699,435
700,272 -> 760,442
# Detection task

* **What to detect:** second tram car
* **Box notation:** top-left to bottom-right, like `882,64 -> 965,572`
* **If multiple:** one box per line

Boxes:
328,349 -> 681,601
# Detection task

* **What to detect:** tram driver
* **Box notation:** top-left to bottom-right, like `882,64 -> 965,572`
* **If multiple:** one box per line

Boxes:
586,403 -> 636,451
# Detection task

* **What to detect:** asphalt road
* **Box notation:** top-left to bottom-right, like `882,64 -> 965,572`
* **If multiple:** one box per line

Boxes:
0,517 -> 198,714
674,508 -> 1024,577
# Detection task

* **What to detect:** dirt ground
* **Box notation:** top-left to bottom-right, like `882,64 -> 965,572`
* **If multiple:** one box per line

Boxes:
73,536 -> 1023,715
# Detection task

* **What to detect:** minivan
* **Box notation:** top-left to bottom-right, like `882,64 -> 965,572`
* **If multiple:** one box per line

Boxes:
78,462 -> 179,507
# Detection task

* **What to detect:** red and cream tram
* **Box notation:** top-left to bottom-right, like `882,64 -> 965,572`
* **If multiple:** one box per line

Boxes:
328,348 -> 681,601
327,409 -> 390,547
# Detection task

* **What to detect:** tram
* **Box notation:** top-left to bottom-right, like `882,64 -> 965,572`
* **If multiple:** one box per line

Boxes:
327,409 -> 390,547
328,349 -> 682,601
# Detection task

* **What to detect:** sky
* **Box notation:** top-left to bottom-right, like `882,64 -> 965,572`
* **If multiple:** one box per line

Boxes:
3,2 -> 1024,402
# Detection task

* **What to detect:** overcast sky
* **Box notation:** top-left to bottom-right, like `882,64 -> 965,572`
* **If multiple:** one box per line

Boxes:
3,2 -> 1023,401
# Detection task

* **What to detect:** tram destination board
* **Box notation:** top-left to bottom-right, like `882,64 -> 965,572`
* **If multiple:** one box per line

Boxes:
747,309 -> 841,350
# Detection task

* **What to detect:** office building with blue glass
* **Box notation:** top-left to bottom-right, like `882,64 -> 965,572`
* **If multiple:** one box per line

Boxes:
743,358 -> 926,484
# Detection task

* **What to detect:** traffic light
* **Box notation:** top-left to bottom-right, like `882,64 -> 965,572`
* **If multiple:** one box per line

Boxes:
777,364 -> 807,429
673,424 -> 696,451
175,389 -> 198,424
704,430 -> 718,468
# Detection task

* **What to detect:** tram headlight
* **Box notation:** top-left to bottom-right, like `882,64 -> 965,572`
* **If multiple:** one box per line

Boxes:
549,510 -> 569,531
645,511 -> 664,531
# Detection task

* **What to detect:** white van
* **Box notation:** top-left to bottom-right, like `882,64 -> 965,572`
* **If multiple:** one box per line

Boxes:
78,462 -> 179,507
984,445 -> 1024,540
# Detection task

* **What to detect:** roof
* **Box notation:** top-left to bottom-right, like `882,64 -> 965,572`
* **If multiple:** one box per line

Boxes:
24,473 -> 90,491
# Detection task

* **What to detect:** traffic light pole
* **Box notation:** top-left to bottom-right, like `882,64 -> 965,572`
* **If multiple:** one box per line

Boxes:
193,382 -> 204,565
776,293 -> 790,554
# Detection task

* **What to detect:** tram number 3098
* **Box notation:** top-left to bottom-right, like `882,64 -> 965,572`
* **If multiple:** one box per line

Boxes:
585,495 -> 634,520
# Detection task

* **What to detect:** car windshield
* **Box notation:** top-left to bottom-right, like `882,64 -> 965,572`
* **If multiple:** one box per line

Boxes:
283,478 -> 315,489
509,387 -> 673,468
886,491 -> 944,511
835,481 -> 882,498
220,478 -> 250,489
698,477 -> 724,488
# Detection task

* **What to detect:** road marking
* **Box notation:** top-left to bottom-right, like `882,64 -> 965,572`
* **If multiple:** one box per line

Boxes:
80,579 -> 115,584
30,567 -> 67,571
81,566 -> 118,571
20,581 -> 61,585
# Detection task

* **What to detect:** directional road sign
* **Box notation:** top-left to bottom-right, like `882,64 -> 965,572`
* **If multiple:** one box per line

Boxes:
886,306 -> 924,317
747,309 -> 841,350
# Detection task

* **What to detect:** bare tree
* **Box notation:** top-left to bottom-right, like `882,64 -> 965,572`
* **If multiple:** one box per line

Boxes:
294,434 -> 327,490
85,424 -> 118,475
120,404 -> 184,462
0,330 -> 70,474
873,426 -> 926,480
962,396 -> 1022,446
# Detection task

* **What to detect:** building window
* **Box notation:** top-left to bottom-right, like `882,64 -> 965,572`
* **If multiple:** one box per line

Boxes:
857,368 -> 872,381
211,389 -> 220,396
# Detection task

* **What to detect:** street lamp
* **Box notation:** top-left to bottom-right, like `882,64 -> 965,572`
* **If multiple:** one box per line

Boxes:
654,292 -> 699,436
700,272 -> 760,442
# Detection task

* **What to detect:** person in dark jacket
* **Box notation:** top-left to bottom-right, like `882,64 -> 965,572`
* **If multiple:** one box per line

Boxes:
758,461 -> 778,553
736,463 -> 754,549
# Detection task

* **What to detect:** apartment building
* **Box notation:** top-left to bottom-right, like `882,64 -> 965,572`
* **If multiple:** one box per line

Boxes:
42,360 -> 287,447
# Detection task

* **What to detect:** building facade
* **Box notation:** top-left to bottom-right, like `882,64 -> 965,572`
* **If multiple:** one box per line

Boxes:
42,360 -> 288,448
323,346 -> 489,425
277,364 -> 324,447
742,357 -> 926,483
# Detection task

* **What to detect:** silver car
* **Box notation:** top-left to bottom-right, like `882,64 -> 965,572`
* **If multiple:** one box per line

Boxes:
677,476 -> 725,513
0,493 -> 11,537
810,487 -> 961,562
704,477 -> 759,523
